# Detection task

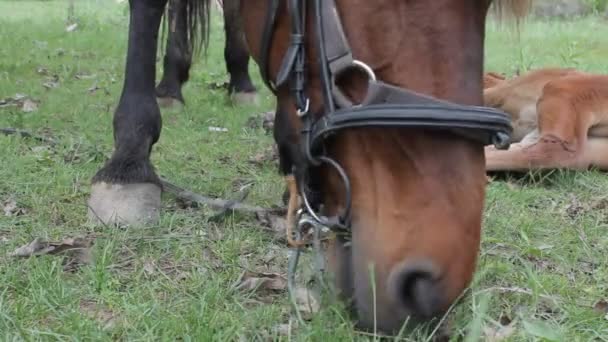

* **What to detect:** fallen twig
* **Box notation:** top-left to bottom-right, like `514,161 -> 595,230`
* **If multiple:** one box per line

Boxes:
0,128 -> 56,145
160,177 -> 284,216
2,127 -> 284,221
208,184 -> 252,221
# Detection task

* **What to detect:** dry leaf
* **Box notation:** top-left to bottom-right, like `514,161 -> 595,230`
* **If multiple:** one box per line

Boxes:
208,126 -> 228,133
273,319 -> 299,336
42,76 -> 60,89
246,111 -> 275,133
292,286 -> 320,320
255,212 -> 288,241
75,72 -> 97,80
262,111 -> 275,132
36,66 -> 49,75
88,83 -> 100,93
66,23 -> 78,32
9,237 -> 49,256
248,145 -> 278,166
235,270 -> 287,293
42,81 -> 59,89
3,199 -> 26,217
0,94 -> 33,109
9,237 -> 94,271
22,99 -> 39,112
483,320 -> 516,342
143,259 -> 156,276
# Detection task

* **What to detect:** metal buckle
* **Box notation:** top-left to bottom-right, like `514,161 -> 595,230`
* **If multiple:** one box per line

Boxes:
296,98 -> 310,117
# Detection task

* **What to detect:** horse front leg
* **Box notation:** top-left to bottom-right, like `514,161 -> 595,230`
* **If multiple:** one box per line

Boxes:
156,0 -> 191,108
88,0 -> 168,226
223,0 -> 258,105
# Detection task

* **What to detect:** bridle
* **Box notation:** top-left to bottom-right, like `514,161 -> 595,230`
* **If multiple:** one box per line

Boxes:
256,0 -> 512,308
258,0 -> 513,236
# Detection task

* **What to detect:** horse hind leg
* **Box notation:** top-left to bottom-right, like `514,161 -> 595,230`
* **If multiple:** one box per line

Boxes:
223,0 -> 258,105
156,0 -> 191,109
89,0 -> 169,226
485,93 -> 593,171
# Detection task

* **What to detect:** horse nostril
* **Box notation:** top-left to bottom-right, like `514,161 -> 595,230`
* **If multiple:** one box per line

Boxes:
388,259 -> 444,319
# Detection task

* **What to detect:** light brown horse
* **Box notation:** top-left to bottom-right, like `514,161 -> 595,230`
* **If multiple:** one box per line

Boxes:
484,68 -> 608,171
240,0 -> 531,333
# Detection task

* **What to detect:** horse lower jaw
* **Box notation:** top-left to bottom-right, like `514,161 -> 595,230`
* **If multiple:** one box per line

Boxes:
87,182 -> 161,226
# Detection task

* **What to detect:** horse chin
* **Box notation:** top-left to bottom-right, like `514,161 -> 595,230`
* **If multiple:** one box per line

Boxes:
325,223 -> 462,335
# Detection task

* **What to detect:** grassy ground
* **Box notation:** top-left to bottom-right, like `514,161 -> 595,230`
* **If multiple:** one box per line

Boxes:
1,1 -> 608,340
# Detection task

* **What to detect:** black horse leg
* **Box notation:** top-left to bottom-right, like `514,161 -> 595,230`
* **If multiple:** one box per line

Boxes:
223,0 -> 258,105
88,0 -> 168,225
156,0 -> 191,108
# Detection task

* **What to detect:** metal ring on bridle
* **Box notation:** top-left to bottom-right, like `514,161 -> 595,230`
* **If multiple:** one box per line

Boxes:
299,155 -> 352,229
351,60 -> 376,81
331,60 -> 377,85
297,98 -> 310,117
331,60 -> 377,108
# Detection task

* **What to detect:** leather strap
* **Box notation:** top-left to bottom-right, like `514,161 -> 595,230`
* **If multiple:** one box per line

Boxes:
258,0 -> 514,232
259,0 -> 280,91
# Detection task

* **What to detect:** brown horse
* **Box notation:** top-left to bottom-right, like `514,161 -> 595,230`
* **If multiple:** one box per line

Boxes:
240,0 -> 531,333
484,68 -> 608,171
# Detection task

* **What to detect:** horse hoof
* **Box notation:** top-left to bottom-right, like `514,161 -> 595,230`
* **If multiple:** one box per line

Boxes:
231,91 -> 259,106
157,96 -> 184,110
87,182 -> 161,226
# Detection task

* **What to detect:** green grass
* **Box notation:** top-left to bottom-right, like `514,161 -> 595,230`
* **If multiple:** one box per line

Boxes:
1,1 -> 608,340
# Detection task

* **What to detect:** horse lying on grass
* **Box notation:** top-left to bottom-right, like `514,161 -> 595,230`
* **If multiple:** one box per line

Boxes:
484,68 -> 608,171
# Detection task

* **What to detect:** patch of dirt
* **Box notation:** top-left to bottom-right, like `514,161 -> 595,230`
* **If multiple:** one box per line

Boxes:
559,193 -> 608,221
255,212 -> 288,243
79,298 -> 119,330
2,198 -> 26,217
246,111 -> 275,134
139,255 -> 192,282
248,145 -> 278,167
593,299 -> 608,317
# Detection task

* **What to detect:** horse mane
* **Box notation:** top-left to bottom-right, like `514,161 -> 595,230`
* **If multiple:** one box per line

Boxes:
491,0 -> 533,21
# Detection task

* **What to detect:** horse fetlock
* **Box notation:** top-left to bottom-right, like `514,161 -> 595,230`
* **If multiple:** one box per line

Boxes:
87,182 -> 161,226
